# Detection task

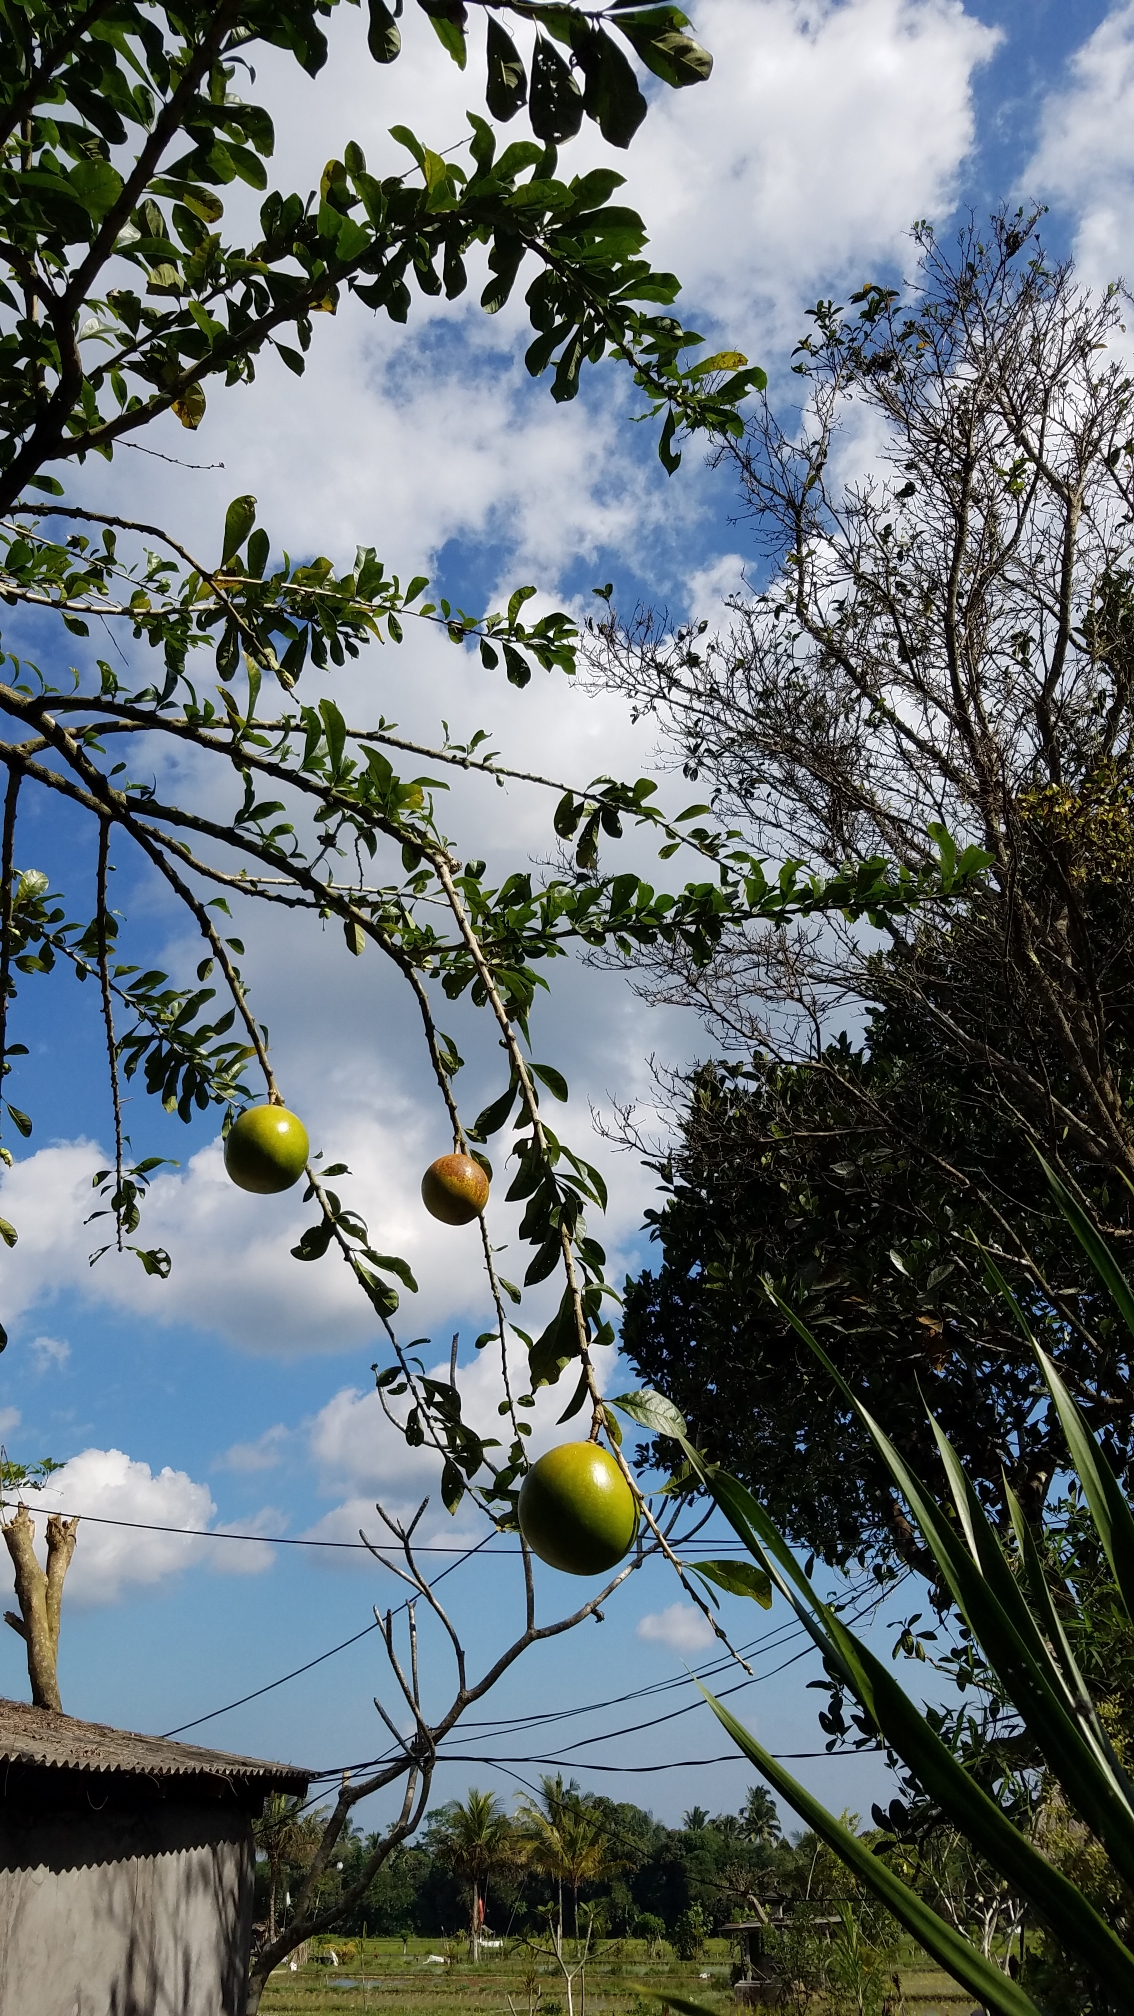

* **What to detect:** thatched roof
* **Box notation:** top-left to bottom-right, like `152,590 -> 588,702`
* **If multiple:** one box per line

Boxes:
0,1697 -> 309,1791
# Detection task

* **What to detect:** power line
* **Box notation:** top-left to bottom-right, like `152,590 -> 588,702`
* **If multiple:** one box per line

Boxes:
435,1749 -> 881,1773
298,1579 -> 891,1784
162,1617 -> 385,1739
21,1505 -> 758,1554
162,1532 -> 498,1738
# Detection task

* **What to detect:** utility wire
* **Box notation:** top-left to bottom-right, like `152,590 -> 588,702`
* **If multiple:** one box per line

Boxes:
298,1578 -> 890,1783
162,1531 -> 498,1737
22,1505 -> 758,1554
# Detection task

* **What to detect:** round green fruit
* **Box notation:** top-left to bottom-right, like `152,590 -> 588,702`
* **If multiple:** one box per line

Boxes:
421,1153 -> 490,1225
224,1104 -> 310,1194
517,1442 -> 639,1576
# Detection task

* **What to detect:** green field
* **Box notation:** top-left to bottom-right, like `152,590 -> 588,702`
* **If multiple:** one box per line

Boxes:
260,1935 -> 975,2015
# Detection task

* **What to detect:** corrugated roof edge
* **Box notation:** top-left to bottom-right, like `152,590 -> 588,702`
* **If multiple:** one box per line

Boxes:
0,1697 -> 310,1788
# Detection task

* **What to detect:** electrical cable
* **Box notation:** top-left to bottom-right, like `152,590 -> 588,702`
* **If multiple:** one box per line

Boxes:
434,1749 -> 881,1773
17,1505 -> 759,1553
161,1530 -> 499,1737
297,1576 -> 892,1783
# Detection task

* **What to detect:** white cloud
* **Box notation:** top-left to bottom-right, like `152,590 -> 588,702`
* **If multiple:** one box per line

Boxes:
214,1424 -> 291,1473
29,1335 -> 69,1372
0,1448 -> 276,1605
208,1506 -> 284,1577
0,1407 -> 20,1438
636,1602 -> 717,1652
621,0 -> 999,335
1027,4 -> 1134,291
65,0 -> 998,603
302,1329 -> 619,1554
6,1448 -> 215,1605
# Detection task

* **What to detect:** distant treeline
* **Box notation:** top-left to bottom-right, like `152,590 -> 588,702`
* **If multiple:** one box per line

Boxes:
256,1777 -> 840,1942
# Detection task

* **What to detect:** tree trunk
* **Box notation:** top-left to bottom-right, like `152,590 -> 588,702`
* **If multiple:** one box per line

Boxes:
2,1504 -> 78,1711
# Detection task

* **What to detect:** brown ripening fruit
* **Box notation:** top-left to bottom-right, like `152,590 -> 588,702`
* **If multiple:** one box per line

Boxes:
421,1153 -> 490,1225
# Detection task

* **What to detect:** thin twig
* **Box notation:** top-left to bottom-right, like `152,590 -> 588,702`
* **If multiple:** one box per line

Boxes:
0,768 -> 20,1148
95,818 -> 125,1248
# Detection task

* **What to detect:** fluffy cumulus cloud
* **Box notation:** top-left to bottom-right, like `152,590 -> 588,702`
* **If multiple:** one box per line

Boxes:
1027,4 -> 1134,291
621,0 -> 999,334
66,0 -> 998,601
636,1602 -> 717,1652
0,1448 -> 274,1607
301,1330 -> 619,1554
214,1424 -> 292,1474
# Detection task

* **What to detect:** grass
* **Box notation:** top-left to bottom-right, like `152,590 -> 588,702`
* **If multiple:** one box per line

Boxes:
259,1934 -> 975,2014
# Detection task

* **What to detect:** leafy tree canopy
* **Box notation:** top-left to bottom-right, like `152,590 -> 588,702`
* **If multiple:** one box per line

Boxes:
601,216 -> 1134,1569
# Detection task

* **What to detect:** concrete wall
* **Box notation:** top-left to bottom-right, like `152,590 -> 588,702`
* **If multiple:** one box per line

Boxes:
0,1788 -> 255,2016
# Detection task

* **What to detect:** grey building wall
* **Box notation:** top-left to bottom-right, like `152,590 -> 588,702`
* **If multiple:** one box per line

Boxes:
0,1783 -> 256,2016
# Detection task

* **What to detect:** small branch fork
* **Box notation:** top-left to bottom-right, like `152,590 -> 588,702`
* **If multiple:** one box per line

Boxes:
246,1498 -> 645,2010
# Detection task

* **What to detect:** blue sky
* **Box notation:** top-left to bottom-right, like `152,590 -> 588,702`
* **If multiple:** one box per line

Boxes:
2,0 -> 1132,1834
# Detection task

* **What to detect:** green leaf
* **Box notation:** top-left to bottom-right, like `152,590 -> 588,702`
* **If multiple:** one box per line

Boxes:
319,697 -> 348,774
612,12 -> 713,89
693,1558 -> 772,1606
131,1246 -> 171,1278
367,1251 -> 420,1293
68,158 -> 124,220
171,382 -> 206,429
0,1217 -> 18,1249
291,1220 -> 334,1261
698,1692 -> 1045,2016
531,1062 -> 568,1101
344,918 -> 366,955
468,1077 -> 518,1140
524,1233 -> 562,1286
575,25 -> 647,148
529,1291 -> 578,1388
486,15 -> 527,120
557,1368 -> 591,1424
417,0 -> 467,69
611,1387 -> 688,1439
658,408 -> 681,474
1038,1150 -> 1134,1343
1035,1340 -> 1134,1631
221,494 -> 257,566
529,36 -> 584,145
367,0 -> 402,62
5,1105 -> 32,1138
502,643 -> 531,688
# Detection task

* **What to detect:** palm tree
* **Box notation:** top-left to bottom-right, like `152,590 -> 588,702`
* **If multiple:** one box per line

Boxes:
740,1785 -> 782,1847
516,1776 -> 619,1952
254,1793 -> 324,1944
427,1789 -> 515,1961
710,1812 -> 745,1842
682,1805 -> 710,1832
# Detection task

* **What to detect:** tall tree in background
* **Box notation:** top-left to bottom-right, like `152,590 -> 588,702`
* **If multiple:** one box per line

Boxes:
595,214 -> 1134,1568
517,1774 -> 620,1945
426,1789 -> 516,1960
